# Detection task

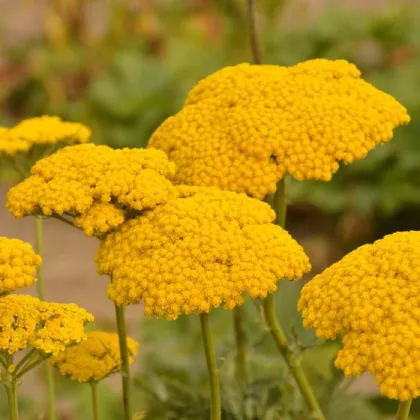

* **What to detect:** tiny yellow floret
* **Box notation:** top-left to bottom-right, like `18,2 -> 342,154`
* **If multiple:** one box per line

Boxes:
96,187 -> 311,319
0,237 -> 41,295
50,331 -> 138,382
0,116 -> 91,156
149,59 -> 410,199
298,231 -> 420,401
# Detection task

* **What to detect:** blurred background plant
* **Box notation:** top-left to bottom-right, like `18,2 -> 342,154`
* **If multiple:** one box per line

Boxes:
1,0 -> 420,418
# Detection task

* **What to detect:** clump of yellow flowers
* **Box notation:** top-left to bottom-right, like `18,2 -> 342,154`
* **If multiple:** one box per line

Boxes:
50,331 -> 138,383
6,143 -> 176,237
0,116 -> 90,156
0,237 -> 41,295
0,294 -> 93,356
149,59 -> 410,199
0,236 -> 94,420
298,231 -> 420,401
96,187 -> 311,319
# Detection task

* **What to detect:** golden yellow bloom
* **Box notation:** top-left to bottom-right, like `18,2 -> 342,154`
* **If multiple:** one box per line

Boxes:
0,116 -> 91,156
96,188 -> 310,319
298,231 -> 420,401
50,331 -> 138,382
6,144 -> 176,233
73,203 -> 126,237
0,294 -> 93,355
149,59 -> 410,199
0,237 -> 41,295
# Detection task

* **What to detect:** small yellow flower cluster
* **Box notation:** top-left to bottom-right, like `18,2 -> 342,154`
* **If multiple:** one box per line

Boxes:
149,59 -> 410,199
0,237 -> 41,295
6,144 -> 176,236
50,331 -> 138,382
0,294 -> 93,355
298,231 -> 420,401
96,188 -> 311,319
73,203 -> 126,237
0,116 -> 91,156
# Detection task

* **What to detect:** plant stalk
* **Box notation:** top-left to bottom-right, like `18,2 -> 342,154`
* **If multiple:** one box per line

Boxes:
396,400 -> 412,420
263,295 -> 325,419
5,354 -> 18,420
115,304 -> 132,420
200,314 -> 221,420
247,0 -> 262,64
233,307 -> 248,386
35,216 -> 57,420
6,383 -> 18,420
91,382 -> 100,420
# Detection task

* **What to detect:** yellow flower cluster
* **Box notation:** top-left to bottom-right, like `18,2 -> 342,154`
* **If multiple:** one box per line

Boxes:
50,331 -> 138,382
96,188 -> 310,319
298,231 -> 420,401
149,59 -> 410,199
0,116 -> 91,156
0,294 -> 93,355
73,203 -> 126,237
0,237 -> 41,295
6,144 -> 176,236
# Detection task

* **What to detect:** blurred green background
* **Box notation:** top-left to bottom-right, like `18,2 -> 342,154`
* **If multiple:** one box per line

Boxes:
1,0 -> 420,418
1,0 -> 419,244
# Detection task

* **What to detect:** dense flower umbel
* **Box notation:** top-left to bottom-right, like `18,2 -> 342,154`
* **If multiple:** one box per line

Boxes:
6,144 -> 176,236
0,237 -> 41,295
149,59 -> 410,199
50,331 -> 138,382
0,116 -> 91,156
0,294 -> 94,355
96,188 -> 311,319
298,231 -> 420,401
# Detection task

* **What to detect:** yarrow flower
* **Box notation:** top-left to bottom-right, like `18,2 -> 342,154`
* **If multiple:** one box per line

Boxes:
149,59 -> 410,199
298,231 -> 420,401
50,331 -> 138,382
0,237 -> 41,295
0,116 -> 91,156
96,187 -> 311,319
6,144 -> 176,237
0,294 -> 94,355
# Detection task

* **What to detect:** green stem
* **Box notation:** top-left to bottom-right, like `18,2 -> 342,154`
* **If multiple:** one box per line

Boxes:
91,382 -> 100,420
247,0 -> 262,64
396,400 -> 412,420
272,178 -> 286,227
115,304 -> 132,420
16,355 -> 46,379
200,314 -> 221,420
52,213 -> 74,228
34,216 -> 57,420
5,354 -> 18,420
35,216 -> 46,300
264,295 -> 325,420
233,307 -> 248,386
6,384 -> 18,420
15,349 -> 37,375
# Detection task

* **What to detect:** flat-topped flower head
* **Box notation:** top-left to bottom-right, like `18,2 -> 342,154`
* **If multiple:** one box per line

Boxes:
6,144 -> 176,237
0,116 -> 91,156
0,294 -> 93,355
298,231 -> 420,401
149,59 -> 410,199
96,187 -> 311,319
0,237 -> 41,295
50,331 -> 138,382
